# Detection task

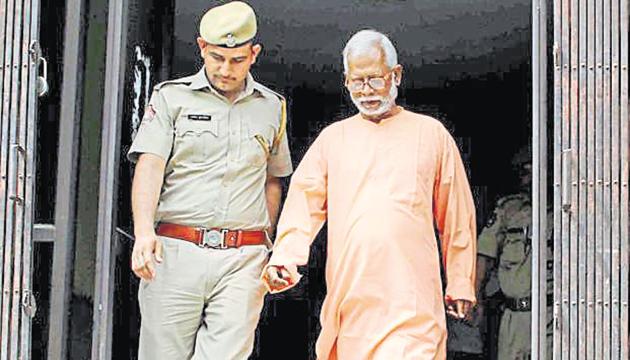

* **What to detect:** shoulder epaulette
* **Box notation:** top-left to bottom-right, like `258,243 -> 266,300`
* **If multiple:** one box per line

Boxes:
255,82 -> 285,101
497,193 -> 529,207
154,75 -> 195,91
255,84 -> 287,154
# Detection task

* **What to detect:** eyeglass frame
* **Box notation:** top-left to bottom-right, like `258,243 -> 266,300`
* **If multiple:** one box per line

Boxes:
345,70 -> 397,92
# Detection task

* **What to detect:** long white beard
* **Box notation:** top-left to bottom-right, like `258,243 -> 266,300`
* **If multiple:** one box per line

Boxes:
351,83 -> 398,117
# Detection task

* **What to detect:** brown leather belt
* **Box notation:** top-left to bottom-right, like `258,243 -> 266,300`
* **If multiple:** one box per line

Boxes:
156,222 -> 267,249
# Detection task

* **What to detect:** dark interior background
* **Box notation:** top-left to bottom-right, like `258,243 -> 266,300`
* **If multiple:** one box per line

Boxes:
171,1 -> 532,190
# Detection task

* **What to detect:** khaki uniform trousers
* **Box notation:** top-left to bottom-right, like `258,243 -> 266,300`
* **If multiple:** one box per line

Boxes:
138,236 -> 269,360
498,309 -> 552,360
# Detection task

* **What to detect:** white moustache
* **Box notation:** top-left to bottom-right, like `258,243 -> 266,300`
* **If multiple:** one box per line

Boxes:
356,96 -> 386,103
350,83 -> 398,117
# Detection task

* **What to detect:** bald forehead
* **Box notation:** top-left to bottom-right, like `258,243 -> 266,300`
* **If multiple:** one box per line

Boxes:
346,42 -> 384,63
346,46 -> 388,76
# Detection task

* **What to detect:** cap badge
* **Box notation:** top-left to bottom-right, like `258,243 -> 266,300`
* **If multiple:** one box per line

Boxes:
226,33 -> 236,47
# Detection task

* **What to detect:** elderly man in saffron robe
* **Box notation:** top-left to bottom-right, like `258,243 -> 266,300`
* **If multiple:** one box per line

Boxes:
262,29 -> 477,360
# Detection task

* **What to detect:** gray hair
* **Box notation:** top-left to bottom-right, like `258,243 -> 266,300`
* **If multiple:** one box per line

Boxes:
342,29 -> 398,74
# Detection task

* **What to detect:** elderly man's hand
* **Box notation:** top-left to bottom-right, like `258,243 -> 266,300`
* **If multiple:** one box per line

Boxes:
446,299 -> 474,320
264,265 -> 293,292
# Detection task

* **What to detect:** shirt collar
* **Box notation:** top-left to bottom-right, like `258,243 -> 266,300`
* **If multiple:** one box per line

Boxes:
189,68 -> 267,100
188,68 -> 211,91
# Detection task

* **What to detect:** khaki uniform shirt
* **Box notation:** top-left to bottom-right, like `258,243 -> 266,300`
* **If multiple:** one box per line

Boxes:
478,193 -> 553,299
128,69 -> 293,230
478,193 -> 554,360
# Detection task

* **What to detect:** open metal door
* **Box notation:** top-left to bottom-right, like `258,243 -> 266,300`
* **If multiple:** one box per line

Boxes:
91,0 -> 128,358
551,0 -> 629,359
0,0 -> 44,359
532,0 -> 550,358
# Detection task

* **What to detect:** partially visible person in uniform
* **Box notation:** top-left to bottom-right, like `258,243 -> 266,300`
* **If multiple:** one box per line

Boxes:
262,29 -> 477,359
127,2 -> 292,359
476,145 -> 553,359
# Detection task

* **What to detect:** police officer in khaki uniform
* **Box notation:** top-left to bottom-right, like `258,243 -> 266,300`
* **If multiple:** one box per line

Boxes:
476,146 -> 552,359
127,2 -> 293,359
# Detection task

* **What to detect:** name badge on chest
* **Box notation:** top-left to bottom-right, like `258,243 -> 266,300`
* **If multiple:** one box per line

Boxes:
188,114 -> 212,121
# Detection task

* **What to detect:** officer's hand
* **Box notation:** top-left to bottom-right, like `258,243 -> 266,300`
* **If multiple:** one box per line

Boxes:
131,233 -> 164,281
446,299 -> 473,320
264,265 -> 292,291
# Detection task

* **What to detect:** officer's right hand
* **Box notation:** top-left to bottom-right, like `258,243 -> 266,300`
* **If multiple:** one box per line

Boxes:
131,233 -> 164,281
264,265 -> 292,291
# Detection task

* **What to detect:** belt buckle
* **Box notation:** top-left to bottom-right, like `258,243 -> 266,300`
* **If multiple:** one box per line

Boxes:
201,229 -> 228,249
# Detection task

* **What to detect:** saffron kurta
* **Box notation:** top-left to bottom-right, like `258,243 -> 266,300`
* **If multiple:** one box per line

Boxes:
264,108 -> 477,359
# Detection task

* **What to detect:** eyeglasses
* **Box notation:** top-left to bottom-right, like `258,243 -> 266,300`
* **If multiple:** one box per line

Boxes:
346,72 -> 393,92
